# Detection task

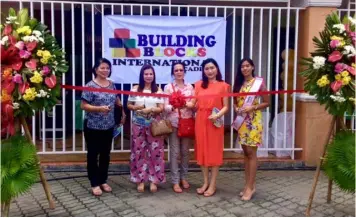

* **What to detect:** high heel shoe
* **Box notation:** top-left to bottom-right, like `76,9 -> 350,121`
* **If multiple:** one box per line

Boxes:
241,189 -> 255,201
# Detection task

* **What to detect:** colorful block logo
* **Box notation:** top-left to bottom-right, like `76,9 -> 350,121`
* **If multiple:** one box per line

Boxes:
109,28 -> 141,58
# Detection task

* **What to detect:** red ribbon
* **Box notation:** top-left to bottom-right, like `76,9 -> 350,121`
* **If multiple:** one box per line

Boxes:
61,84 -> 306,99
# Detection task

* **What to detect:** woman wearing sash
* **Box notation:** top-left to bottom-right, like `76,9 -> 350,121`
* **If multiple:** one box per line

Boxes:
163,62 -> 195,193
127,64 -> 165,193
233,58 -> 269,201
187,58 -> 230,197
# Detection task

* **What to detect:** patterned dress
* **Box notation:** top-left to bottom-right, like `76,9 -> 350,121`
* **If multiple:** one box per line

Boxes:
129,88 -> 166,184
236,78 -> 264,147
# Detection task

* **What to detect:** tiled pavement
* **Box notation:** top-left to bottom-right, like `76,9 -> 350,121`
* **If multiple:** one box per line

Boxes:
9,170 -> 355,217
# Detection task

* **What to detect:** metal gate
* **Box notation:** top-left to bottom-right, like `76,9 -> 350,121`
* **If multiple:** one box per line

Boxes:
2,0 -> 306,159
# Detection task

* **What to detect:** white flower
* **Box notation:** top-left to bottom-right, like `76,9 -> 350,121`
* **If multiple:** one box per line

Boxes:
37,37 -> 44,43
22,35 -> 39,42
333,24 -> 345,34
12,102 -> 20,110
330,92 -> 346,103
342,45 -> 356,57
36,94 -> 41,98
312,56 -> 326,69
349,16 -> 356,25
32,30 -> 42,37
39,89 -> 48,97
0,36 -> 9,45
6,16 -> 17,24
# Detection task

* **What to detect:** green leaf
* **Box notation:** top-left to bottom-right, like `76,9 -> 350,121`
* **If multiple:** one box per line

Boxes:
9,8 -> 16,17
17,8 -> 29,28
29,18 -> 38,29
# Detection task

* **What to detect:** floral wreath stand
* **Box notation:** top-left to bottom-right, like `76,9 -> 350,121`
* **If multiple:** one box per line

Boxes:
1,8 -> 69,214
299,13 -> 356,216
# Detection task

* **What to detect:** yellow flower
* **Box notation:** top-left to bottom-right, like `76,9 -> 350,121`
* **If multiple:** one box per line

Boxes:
335,74 -> 342,81
342,76 -> 351,85
42,50 -> 51,59
25,29 -> 32,35
23,88 -> 37,101
37,50 -> 43,57
330,35 -> 343,41
30,71 -> 43,83
352,63 -> 356,68
349,98 -> 356,104
317,75 -> 330,87
341,71 -> 349,77
1,90 -> 11,103
40,58 -> 48,64
16,26 -> 31,35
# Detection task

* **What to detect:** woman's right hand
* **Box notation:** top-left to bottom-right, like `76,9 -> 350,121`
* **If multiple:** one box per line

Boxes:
98,105 -> 111,114
133,105 -> 145,111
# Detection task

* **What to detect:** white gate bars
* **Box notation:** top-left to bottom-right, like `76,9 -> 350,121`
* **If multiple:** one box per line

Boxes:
2,0 -> 305,159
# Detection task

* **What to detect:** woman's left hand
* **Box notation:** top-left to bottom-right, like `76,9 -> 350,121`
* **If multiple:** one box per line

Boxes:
208,114 -> 219,123
240,106 -> 255,113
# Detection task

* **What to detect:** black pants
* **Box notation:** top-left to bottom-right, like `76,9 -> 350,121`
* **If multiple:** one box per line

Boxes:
84,121 -> 114,187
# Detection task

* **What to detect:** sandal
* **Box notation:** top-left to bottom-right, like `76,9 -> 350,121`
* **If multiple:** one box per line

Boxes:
196,184 -> 208,195
181,180 -> 190,189
204,188 -> 216,197
150,183 -> 158,193
92,186 -> 102,196
100,183 -> 112,192
137,183 -> 145,193
173,184 -> 183,193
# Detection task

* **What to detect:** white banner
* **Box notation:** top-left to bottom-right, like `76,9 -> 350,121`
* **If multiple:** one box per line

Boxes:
102,15 -> 226,84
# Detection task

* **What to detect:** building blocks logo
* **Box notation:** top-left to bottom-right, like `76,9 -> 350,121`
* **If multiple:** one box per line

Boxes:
109,28 -> 141,58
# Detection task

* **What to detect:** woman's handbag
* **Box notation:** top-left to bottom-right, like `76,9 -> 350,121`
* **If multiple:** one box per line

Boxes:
171,84 -> 195,138
151,119 -> 173,137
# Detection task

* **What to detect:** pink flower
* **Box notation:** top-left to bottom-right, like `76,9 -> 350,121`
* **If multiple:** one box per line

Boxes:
334,63 -> 347,73
328,51 -> 343,63
3,25 -> 12,35
19,50 -> 31,59
12,74 -> 23,84
15,41 -> 24,50
8,35 -> 17,45
41,66 -> 51,76
330,80 -> 343,93
18,82 -> 29,94
347,66 -> 355,75
25,59 -> 37,70
330,40 -> 340,49
45,74 -> 57,89
26,41 -> 37,52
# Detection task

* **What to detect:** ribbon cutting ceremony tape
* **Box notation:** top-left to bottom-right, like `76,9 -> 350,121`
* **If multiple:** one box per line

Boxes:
61,84 -> 306,99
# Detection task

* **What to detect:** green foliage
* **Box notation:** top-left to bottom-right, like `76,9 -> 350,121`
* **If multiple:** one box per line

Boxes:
323,130 -> 355,193
1,135 -> 40,203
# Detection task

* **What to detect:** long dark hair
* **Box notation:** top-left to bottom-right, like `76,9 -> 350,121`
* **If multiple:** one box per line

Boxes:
92,58 -> 112,78
201,58 -> 223,89
138,64 -> 158,93
171,62 -> 186,76
233,58 -> 255,93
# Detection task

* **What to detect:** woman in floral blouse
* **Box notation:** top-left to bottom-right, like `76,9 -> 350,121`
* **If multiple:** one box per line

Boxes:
163,62 -> 195,193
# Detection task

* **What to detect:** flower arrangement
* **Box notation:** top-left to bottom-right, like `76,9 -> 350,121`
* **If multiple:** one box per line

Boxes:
1,8 -> 68,137
300,13 -> 355,116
